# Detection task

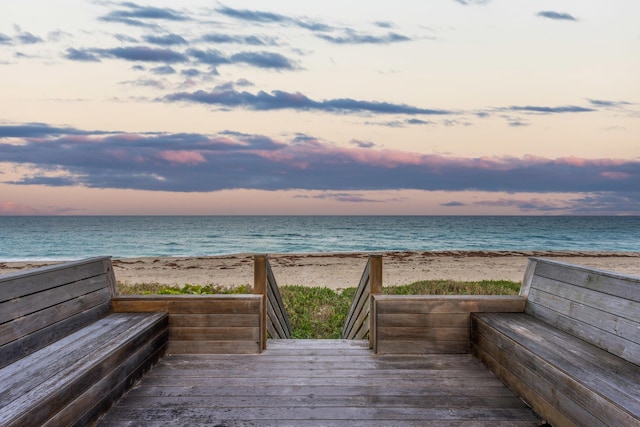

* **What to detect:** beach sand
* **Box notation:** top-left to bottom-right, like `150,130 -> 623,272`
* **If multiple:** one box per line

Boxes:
1,251 -> 639,290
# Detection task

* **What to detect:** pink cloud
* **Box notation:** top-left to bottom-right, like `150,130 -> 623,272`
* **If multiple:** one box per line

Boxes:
158,150 -> 206,164
600,171 -> 631,179
0,200 -> 39,214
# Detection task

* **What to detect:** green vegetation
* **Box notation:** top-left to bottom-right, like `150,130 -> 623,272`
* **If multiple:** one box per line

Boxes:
383,279 -> 520,296
117,282 -> 252,295
116,279 -> 520,338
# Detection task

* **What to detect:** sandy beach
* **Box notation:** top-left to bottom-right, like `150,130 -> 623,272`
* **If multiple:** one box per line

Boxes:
1,251 -> 639,290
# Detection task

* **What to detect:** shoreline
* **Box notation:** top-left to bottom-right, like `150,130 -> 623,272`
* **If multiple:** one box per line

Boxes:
2,251 -> 639,290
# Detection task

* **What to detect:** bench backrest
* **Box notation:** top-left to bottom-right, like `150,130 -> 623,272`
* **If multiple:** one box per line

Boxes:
0,257 -> 116,368
520,257 -> 640,366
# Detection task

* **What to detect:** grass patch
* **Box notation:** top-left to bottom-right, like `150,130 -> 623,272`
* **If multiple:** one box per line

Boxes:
383,279 -> 520,295
117,282 -> 252,295
280,286 -> 355,339
116,280 -> 520,338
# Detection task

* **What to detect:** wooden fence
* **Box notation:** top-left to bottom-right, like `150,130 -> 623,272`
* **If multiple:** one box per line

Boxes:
254,254 -> 292,348
341,254 -> 382,348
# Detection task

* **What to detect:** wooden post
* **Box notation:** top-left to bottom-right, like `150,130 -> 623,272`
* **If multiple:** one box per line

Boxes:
368,254 -> 382,349
254,254 -> 267,351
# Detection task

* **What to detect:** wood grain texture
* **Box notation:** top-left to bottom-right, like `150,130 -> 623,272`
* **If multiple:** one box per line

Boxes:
113,295 -> 262,354
0,312 -> 168,427
96,339 -> 541,426
473,312 -> 640,427
373,295 -> 525,354
524,257 -> 640,365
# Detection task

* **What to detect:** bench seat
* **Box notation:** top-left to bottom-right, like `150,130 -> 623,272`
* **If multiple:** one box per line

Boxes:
473,312 -> 640,426
0,312 -> 168,427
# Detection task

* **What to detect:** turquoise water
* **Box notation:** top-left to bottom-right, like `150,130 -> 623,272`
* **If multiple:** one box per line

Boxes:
1,216 -> 639,261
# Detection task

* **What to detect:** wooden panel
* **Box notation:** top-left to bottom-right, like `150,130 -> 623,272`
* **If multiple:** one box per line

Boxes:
169,327 -> 259,341
377,327 -> 468,341
0,288 -> 111,346
374,295 -> 525,314
525,260 -> 640,365
472,313 -> 640,426
168,341 -> 261,354
0,257 -> 111,302
531,257 -> 640,303
42,329 -> 167,427
97,340 -> 541,426
0,313 -> 167,427
170,314 -> 259,328
373,296 -> 525,354
529,276 -> 640,323
376,340 -> 470,354
342,256 -> 374,339
113,295 -> 262,314
0,275 -> 110,324
0,302 -> 112,369
112,296 -> 263,354
378,313 -> 470,328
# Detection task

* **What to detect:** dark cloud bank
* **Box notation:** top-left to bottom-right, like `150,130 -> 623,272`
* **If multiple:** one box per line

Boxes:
1,125 -> 638,203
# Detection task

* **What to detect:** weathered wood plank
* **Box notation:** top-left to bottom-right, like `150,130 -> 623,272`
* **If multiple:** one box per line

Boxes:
169,313 -> 259,328
169,327 -> 259,341
41,329 -> 167,427
377,313 -> 470,328
0,274 -> 110,324
377,326 -> 469,341
529,275 -> 640,323
112,295 -> 263,314
531,257 -> 640,303
0,301 -> 112,369
0,288 -> 111,346
167,340 -> 260,354
375,295 -> 526,314
98,404 -> 539,422
0,313 -> 167,427
96,420 -> 541,427
0,257 -> 111,302
473,313 -> 640,426
376,339 -> 470,354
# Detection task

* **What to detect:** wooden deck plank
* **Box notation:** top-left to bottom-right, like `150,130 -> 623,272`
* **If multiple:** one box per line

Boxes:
97,340 -> 541,426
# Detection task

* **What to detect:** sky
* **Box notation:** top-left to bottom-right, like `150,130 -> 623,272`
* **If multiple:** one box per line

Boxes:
0,0 -> 639,215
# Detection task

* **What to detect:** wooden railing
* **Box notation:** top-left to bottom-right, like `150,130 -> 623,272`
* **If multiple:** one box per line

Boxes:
341,254 -> 382,348
254,254 -> 292,349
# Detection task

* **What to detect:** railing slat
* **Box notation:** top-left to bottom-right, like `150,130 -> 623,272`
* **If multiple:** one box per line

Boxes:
254,254 -> 292,346
342,255 -> 382,347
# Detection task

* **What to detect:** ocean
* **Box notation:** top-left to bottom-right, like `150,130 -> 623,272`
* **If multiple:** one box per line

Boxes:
1,216 -> 639,261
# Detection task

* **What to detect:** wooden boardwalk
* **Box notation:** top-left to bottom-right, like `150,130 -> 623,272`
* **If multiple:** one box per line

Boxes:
96,340 -> 542,426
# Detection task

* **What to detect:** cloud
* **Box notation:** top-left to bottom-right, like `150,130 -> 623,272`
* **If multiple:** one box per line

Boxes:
143,34 -> 188,46
229,51 -> 297,70
2,124 -> 640,201
294,192 -> 385,203
100,2 -> 188,27
588,99 -> 632,108
454,0 -> 490,5
317,30 -> 411,45
216,5 -> 334,32
0,33 -> 12,45
164,85 -> 452,115
15,31 -> 44,44
66,46 -> 188,63
507,105 -> 595,113
201,33 -> 275,46
150,65 -> 176,75
64,48 -> 101,62
441,201 -> 466,207
536,11 -> 578,21
102,46 -> 188,62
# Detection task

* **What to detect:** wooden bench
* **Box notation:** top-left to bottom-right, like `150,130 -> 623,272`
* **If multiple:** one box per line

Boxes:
0,257 -> 168,427
472,258 -> 640,426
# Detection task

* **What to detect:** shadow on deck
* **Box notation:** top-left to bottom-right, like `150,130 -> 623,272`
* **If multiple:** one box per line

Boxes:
96,339 -> 541,426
